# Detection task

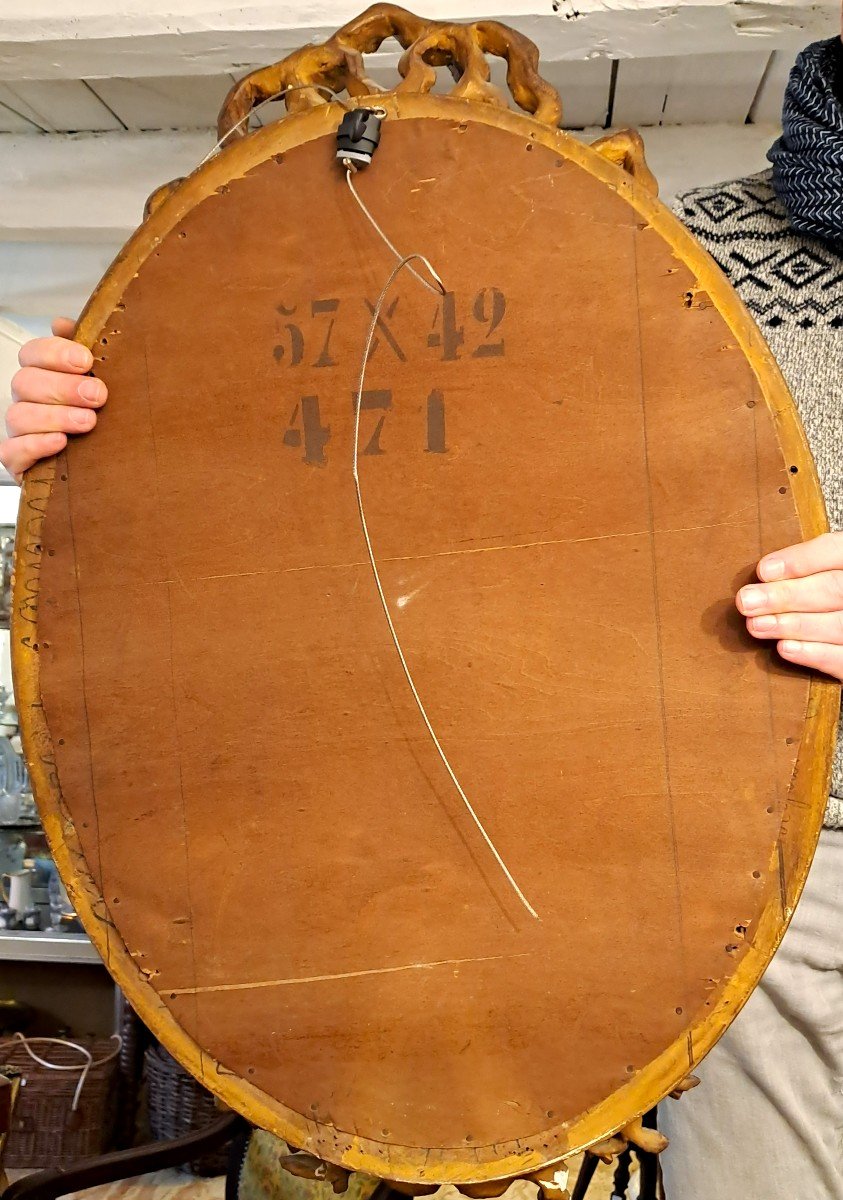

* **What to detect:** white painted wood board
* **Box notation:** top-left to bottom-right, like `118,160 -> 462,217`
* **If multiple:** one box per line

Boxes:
748,48 -> 798,124
90,74 -> 235,131
612,51 -> 772,126
0,2 -> 836,80
0,87 -> 43,133
0,80 -> 121,132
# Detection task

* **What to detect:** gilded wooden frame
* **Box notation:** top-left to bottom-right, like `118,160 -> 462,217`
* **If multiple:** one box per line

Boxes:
12,95 -> 839,1185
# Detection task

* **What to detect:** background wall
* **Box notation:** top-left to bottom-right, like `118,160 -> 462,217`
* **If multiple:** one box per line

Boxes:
0,0 -> 839,329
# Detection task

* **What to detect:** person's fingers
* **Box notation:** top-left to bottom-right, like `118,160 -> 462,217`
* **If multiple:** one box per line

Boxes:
0,432 -> 67,482
50,317 -> 76,339
6,401 -> 97,439
10,365 -> 106,409
737,571 -> 843,618
17,336 -> 92,374
776,639 -> 843,682
747,610 -> 843,644
758,532 -> 843,582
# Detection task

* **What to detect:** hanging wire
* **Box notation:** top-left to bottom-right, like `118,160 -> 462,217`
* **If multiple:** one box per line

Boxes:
200,84 -> 355,166
350,253 -> 540,922
344,163 -> 443,296
197,83 -> 539,921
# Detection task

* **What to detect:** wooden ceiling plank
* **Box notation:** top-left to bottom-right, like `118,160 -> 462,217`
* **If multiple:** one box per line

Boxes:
747,49 -> 796,125
2,80 -> 122,132
0,104 -> 39,133
0,85 -> 46,131
664,51 -> 771,124
540,59 -> 613,129
81,74 -> 247,132
613,51 -> 772,127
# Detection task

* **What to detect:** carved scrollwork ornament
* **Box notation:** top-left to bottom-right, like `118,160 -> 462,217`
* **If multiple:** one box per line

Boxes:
217,3 -> 563,136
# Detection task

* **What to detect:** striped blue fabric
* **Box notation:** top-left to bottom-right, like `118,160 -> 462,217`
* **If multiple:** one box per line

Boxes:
769,37 -> 843,247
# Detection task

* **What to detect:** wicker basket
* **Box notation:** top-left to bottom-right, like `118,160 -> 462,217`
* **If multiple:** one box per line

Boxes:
0,1036 -> 118,1169
145,1042 -> 229,1176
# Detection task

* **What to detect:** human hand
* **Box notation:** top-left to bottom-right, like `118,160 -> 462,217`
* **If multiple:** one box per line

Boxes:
738,533 -> 843,682
1,317 -> 107,483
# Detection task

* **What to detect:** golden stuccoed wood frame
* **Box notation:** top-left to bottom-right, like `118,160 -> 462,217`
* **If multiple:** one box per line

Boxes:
11,8 -> 840,1191
143,3 -> 657,217
217,3 -> 565,131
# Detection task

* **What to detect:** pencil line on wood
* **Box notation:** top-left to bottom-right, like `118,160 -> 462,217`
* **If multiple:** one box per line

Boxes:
164,952 -> 532,996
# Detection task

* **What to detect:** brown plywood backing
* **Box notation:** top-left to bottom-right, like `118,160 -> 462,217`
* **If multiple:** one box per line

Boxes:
14,100 -> 838,1183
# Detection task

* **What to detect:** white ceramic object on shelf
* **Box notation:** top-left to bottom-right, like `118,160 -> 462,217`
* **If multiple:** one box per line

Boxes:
2,865 -> 35,914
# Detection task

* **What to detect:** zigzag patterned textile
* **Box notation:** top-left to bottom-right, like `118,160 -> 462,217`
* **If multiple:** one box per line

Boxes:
769,36 -> 843,245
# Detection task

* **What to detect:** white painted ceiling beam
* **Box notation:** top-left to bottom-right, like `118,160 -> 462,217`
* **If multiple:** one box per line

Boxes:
0,1 -> 837,79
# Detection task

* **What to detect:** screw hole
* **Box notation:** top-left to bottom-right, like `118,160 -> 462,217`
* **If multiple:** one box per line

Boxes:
790,465 -> 798,474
